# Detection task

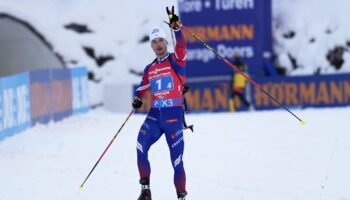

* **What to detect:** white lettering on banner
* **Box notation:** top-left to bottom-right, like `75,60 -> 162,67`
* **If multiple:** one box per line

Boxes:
3,88 -> 15,129
187,45 -> 254,63
73,77 -> 89,110
80,77 -> 88,108
16,85 -> 30,125
187,48 -> 216,63
179,0 -> 202,13
73,78 -> 79,109
215,0 -> 254,11
180,0 -> 253,13
204,1 -> 212,8
217,44 -> 254,58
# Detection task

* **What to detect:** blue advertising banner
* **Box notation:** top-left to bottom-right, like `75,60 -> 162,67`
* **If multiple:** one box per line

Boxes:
184,81 -> 231,112
179,0 -> 272,78
30,69 -> 52,126
0,72 -> 31,140
252,74 -> 350,110
51,69 -> 72,121
133,73 -> 350,113
71,67 -> 89,115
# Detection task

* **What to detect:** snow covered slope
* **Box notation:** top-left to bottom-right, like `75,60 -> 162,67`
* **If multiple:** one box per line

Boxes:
1,0 -> 350,85
0,0 -> 177,85
0,108 -> 349,199
273,0 -> 350,75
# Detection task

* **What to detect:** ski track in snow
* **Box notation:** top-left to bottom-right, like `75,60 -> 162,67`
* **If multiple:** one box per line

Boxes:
1,108 -> 350,200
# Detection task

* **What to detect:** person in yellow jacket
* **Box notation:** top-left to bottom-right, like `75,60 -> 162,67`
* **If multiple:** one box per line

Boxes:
229,54 -> 251,111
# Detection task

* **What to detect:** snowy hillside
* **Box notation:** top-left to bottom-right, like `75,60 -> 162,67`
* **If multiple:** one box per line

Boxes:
0,108 -> 350,199
0,0 -> 176,85
1,0 -> 350,86
273,0 -> 350,75
0,0 -> 176,105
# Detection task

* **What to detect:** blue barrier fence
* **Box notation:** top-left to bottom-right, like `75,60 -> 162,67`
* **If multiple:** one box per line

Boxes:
0,67 -> 89,141
0,72 -> 31,138
71,67 -> 89,115
30,69 -> 53,125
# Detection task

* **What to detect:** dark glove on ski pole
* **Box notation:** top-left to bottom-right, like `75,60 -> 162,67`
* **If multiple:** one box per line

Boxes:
166,6 -> 182,31
132,97 -> 143,109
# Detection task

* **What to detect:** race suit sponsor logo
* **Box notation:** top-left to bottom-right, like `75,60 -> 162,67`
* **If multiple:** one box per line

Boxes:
137,142 -> 144,153
171,136 -> 184,148
174,154 -> 182,168
171,129 -> 183,139
152,98 -> 183,108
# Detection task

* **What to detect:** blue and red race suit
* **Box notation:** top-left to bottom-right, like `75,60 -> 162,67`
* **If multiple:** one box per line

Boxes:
135,30 -> 187,193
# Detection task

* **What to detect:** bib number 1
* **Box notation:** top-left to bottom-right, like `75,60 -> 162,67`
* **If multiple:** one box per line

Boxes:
151,76 -> 174,92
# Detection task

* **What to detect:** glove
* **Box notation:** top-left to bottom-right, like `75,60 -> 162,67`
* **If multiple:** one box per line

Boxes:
132,97 -> 143,109
166,6 -> 182,31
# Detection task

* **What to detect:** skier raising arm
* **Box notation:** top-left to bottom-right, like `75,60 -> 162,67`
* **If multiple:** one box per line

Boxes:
132,6 -> 188,200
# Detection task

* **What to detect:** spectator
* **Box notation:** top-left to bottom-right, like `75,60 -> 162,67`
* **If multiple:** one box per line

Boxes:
229,53 -> 251,111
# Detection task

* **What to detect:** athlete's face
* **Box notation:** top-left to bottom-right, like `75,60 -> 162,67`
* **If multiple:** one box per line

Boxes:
151,37 -> 168,58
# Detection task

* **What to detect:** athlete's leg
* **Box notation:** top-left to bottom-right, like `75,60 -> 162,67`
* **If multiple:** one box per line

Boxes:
137,113 -> 163,180
161,107 -> 186,192
230,90 -> 237,112
237,92 -> 250,108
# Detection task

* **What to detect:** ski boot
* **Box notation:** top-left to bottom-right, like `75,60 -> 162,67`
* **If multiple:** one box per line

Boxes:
137,178 -> 151,200
177,191 -> 187,200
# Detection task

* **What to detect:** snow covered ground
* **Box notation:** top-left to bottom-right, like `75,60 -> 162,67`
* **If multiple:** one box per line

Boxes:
1,107 -> 350,200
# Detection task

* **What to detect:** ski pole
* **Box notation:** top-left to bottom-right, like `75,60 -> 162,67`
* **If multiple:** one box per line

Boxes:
179,24 -> 305,125
80,109 -> 135,190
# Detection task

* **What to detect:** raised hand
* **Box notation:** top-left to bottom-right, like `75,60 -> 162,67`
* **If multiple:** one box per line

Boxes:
166,6 -> 182,31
